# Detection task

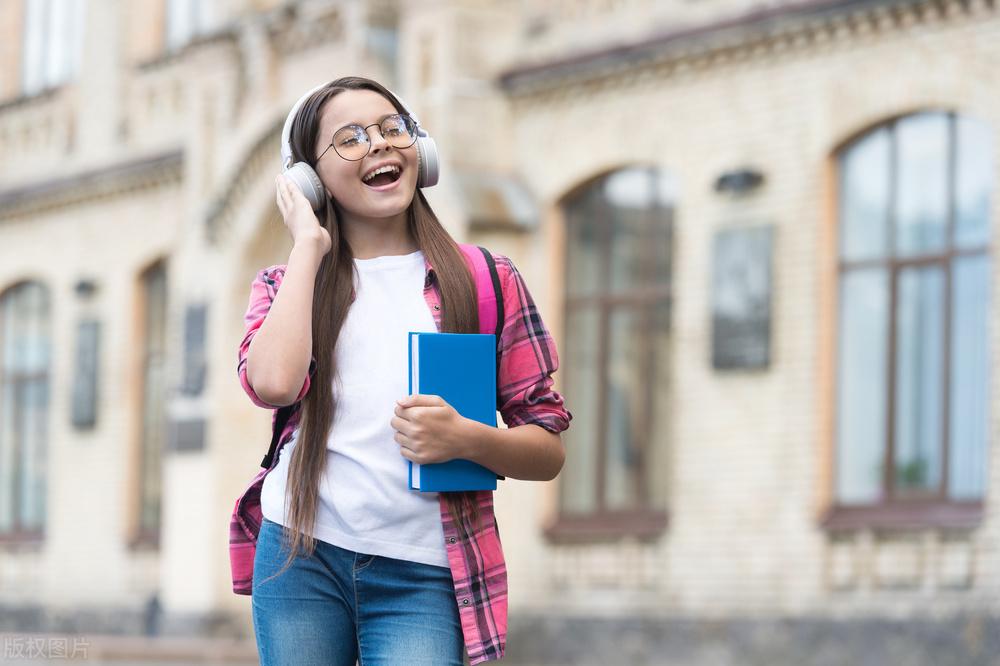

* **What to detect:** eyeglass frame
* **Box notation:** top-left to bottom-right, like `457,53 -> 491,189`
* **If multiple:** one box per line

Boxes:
317,113 -> 419,162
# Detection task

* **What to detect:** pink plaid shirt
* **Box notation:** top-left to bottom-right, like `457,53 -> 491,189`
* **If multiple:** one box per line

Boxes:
229,249 -> 572,664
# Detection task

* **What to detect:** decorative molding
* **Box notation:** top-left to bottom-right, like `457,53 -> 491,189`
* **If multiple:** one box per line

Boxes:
0,151 -> 183,220
0,87 -> 61,114
267,4 -> 345,55
499,0 -> 996,95
205,118 -> 283,245
135,27 -> 240,73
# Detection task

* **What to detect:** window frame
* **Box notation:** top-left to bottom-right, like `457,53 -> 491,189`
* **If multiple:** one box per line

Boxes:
824,112 -> 991,531
164,0 -> 214,52
0,281 -> 50,545
21,0 -> 84,97
130,261 -> 168,549
546,167 -> 672,544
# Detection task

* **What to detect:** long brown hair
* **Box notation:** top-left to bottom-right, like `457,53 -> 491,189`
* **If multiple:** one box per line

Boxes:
269,76 -> 483,578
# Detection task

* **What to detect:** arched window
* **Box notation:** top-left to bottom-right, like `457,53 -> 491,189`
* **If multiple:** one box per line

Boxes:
0,282 -> 51,540
835,112 -> 992,511
553,167 -> 674,539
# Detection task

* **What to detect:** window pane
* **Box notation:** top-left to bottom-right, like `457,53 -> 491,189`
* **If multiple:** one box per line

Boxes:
141,355 -> 165,531
840,127 -> 890,261
565,185 -> 602,298
196,0 -> 215,32
166,0 -> 194,49
559,306 -> 600,513
949,255 -> 991,499
0,380 -> 15,532
20,378 -> 48,531
145,266 -> 168,353
45,0 -> 67,86
72,0 -> 86,75
27,284 -> 51,372
49,0 -> 84,87
606,169 -> 653,293
652,209 -> 674,288
895,114 -> 949,256
955,117 -> 993,249
836,268 -> 889,504
605,306 -> 645,510
22,0 -> 47,94
894,266 -> 945,493
647,300 -> 671,509
140,265 -> 167,533
4,284 -> 50,373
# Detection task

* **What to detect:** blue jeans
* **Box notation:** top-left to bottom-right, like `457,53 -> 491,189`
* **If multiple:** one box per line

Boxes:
252,518 -> 465,666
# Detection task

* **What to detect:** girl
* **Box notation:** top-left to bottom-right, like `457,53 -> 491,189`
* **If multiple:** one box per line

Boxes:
237,76 -> 571,666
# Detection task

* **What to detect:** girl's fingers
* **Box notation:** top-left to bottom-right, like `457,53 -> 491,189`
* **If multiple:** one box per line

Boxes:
276,176 -> 290,209
275,185 -> 285,215
285,180 -> 305,204
279,175 -> 305,208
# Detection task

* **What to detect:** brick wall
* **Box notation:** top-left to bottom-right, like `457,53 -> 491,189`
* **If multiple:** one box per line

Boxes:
501,0 -> 1000,617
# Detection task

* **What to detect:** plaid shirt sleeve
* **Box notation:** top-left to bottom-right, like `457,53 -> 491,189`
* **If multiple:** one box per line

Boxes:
492,254 -> 572,433
237,265 -> 316,409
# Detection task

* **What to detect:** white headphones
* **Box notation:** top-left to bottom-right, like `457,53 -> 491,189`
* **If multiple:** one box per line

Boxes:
279,82 -> 440,211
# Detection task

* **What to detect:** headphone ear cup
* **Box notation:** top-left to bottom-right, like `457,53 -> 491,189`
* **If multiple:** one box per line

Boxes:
283,162 -> 326,211
415,136 -> 439,188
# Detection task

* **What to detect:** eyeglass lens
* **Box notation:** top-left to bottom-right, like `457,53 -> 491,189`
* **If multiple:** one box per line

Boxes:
332,115 -> 416,161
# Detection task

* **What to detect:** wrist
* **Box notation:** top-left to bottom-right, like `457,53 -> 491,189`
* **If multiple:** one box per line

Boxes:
458,417 -> 489,462
290,237 -> 326,264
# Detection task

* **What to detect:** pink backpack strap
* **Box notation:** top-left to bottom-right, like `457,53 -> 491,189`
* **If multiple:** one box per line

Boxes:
458,243 -> 506,481
458,243 -> 504,339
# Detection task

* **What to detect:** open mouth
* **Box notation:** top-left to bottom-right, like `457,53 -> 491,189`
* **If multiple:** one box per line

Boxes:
361,164 -> 402,188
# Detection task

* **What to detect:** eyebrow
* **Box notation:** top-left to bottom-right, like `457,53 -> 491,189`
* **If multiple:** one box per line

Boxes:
334,113 -> 400,131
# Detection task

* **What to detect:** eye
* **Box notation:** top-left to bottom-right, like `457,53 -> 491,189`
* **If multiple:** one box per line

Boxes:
382,116 -> 412,136
335,126 -> 367,147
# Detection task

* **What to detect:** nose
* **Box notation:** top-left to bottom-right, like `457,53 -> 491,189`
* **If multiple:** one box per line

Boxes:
367,125 -> 391,155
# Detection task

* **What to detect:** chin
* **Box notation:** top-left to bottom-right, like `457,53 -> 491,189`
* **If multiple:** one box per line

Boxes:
362,202 -> 411,219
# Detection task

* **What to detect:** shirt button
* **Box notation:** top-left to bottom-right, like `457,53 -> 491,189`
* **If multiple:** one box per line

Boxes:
448,536 -> 457,544
433,305 -> 441,311
462,598 -> 470,606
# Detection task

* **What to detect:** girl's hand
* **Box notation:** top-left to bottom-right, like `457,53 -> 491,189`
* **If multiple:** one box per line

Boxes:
275,173 -> 332,255
391,395 -> 471,464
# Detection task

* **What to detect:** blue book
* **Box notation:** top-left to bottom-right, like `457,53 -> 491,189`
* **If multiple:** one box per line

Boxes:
407,332 -> 499,492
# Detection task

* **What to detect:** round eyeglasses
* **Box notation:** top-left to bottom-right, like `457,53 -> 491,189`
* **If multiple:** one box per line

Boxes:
318,114 -> 418,162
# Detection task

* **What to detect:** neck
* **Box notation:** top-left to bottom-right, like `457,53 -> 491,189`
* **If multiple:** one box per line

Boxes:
339,209 -> 418,260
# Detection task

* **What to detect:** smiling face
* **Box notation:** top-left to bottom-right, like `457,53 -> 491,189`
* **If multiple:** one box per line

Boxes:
312,89 -> 420,221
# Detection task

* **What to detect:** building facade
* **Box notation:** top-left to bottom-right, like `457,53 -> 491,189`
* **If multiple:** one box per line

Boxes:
1,0 -> 998,662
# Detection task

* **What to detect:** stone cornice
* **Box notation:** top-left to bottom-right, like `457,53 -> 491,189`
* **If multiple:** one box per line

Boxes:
0,151 -> 183,220
499,0 -> 995,95
0,87 -> 61,114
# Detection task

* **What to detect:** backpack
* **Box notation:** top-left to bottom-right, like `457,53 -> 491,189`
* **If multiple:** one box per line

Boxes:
257,243 -> 505,473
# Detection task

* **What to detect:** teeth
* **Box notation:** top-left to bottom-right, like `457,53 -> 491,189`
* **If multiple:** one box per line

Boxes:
362,165 -> 400,183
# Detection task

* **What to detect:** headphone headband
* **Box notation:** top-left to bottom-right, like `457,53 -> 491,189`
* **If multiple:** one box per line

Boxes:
279,83 -> 435,175
280,82 -> 327,170
279,81 -> 439,209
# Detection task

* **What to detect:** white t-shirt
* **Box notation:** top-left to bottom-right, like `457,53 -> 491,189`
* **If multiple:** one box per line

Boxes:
260,249 -> 449,568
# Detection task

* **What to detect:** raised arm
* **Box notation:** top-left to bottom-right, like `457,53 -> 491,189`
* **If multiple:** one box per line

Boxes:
244,241 -> 325,406
240,174 -> 333,407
